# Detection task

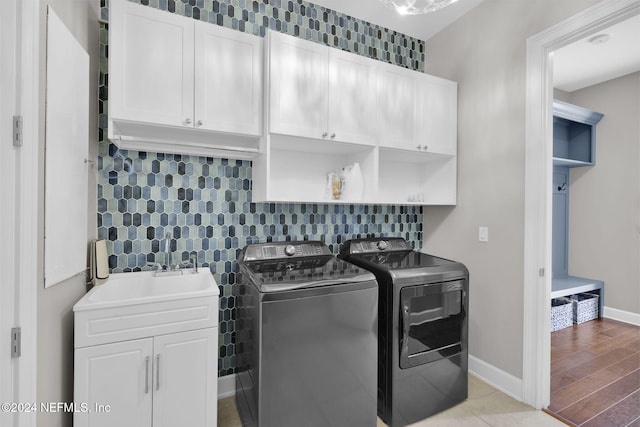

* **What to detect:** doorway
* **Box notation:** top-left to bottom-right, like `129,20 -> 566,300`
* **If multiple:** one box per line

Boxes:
545,11 -> 640,425
523,0 -> 640,410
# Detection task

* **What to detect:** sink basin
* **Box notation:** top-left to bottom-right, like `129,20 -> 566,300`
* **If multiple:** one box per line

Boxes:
86,269 -> 216,307
73,269 -> 219,348
75,269 -> 218,311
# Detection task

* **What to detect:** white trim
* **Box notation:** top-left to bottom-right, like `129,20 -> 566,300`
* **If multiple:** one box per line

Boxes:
523,0 -> 640,410
469,355 -> 523,402
16,0 -> 39,425
0,1 -> 19,425
217,374 -> 237,399
603,307 -> 640,326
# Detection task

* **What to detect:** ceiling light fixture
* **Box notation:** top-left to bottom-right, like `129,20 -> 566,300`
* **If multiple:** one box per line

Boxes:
378,0 -> 458,15
587,34 -> 610,45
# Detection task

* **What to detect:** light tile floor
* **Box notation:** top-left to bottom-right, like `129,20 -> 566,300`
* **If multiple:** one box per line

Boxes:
218,374 -> 566,427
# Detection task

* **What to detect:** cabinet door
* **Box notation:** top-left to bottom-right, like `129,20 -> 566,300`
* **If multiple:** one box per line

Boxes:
378,63 -> 417,150
152,328 -> 218,427
109,0 -> 194,127
327,49 -> 378,145
268,31 -> 328,139
74,338 -> 153,427
416,76 -> 457,155
195,21 -> 262,136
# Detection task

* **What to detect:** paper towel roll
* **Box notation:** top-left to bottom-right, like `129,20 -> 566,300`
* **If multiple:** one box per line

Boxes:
90,239 -> 109,285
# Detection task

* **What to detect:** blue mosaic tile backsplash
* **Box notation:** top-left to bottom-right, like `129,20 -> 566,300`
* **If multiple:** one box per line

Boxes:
100,0 -> 425,71
98,0 -> 425,377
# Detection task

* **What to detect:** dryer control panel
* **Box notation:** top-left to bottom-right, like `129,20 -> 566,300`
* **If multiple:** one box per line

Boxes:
341,237 -> 411,254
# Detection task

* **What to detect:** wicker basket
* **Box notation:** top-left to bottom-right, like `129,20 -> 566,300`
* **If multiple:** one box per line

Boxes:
551,297 -> 573,331
572,292 -> 599,324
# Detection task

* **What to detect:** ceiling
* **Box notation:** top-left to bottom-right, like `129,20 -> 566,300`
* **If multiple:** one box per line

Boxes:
306,0 -> 484,41
553,13 -> 640,92
309,1 -> 639,93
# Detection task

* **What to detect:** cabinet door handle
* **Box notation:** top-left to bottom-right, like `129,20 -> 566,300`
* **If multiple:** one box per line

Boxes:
145,356 -> 150,394
321,132 -> 328,138
330,133 -> 336,139
155,354 -> 160,391
184,118 -> 192,125
423,145 -> 429,151
196,120 -> 203,127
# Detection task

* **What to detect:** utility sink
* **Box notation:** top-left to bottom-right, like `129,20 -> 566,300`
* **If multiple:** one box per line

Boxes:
77,269 -> 218,309
74,270 -> 219,348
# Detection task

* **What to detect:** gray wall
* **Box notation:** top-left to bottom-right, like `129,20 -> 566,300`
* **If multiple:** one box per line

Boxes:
421,0 -> 600,379
567,72 -> 640,314
36,0 -> 99,426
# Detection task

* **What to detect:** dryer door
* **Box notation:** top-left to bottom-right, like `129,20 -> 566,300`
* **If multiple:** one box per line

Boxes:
399,280 -> 466,369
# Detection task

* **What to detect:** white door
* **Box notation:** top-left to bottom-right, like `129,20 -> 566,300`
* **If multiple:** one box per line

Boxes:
195,21 -> 262,136
109,0 -> 194,127
74,339 -> 154,427
416,76 -> 457,155
327,49 -> 378,145
152,328 -> 218,427
268,31 -> 328,138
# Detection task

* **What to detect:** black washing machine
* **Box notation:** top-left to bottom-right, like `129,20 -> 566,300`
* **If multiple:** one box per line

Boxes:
339,237 -> 469,427
235,241 -> 378,427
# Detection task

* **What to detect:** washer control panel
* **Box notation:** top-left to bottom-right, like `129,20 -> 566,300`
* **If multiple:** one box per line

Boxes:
242,241 -> 331,261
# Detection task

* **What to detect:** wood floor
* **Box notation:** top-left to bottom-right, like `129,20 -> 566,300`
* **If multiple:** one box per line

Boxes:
546,317 -> 640,426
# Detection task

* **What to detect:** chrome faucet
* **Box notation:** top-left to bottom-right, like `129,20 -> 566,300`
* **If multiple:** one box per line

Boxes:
163,231 -> 172,271
190,252 -> 198,273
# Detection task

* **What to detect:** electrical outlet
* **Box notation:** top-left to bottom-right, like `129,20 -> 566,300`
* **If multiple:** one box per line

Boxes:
479,226 -> 489,242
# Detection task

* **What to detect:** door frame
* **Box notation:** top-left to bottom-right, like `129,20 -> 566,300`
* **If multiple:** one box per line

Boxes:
0,0 -> 39,425
522,0 -> 640,409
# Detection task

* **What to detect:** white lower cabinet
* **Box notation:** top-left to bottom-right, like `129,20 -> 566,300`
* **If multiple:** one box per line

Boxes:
74,328 -> 217,427
152,329 -> 217,427
75,338 -> 153,427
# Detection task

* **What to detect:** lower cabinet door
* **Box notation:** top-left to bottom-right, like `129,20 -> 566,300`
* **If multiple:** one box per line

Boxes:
152,328 -> 218,427
74,338 -> 153,427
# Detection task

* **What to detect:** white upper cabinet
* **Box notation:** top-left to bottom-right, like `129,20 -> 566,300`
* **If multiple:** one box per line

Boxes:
415,75 -> 457,155
109,0 -> 194,127
267,32 -> 328,139
327,48 -> 378,145
378,62 -> 457,156
256,30 -> 459,205
108,0 -> 262,158
194,20 -> 262,136
378,62 -> 417,150
267,31 -> 377,145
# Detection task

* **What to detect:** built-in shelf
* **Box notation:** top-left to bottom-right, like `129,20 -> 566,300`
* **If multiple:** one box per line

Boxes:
552,100 -> 604,168
552,157 -> 593,168
551,100 -> 605,320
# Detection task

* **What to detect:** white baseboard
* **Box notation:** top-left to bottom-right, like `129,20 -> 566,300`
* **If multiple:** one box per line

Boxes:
220,359 -> 527,403
603,306 -> 640,326
218,373 -> 237,399
468,355 -> 523,402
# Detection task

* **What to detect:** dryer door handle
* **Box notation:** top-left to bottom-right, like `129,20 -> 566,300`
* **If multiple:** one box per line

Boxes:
401,304 -> 410,357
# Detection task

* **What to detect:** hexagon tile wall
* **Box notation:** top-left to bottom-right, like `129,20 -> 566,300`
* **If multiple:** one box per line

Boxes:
98,0 -> 425,377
